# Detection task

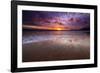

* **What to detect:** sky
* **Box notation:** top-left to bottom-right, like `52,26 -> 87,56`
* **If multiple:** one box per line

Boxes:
22,10 -> 90,30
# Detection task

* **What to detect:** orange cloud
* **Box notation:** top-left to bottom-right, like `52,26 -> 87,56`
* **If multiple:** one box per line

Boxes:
23,24 -> 70,30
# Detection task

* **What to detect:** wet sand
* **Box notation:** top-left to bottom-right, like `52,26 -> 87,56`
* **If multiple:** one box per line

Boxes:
22,31 -> 90,62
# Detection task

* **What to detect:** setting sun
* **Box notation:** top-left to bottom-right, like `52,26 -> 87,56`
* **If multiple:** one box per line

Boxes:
56,28 -> 62,31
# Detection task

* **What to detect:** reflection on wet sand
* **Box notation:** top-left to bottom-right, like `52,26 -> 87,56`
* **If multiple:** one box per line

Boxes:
22,31 -> 90,62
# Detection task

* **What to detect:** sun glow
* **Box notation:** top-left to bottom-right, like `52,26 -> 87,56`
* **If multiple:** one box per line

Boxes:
56,28 -> 62,31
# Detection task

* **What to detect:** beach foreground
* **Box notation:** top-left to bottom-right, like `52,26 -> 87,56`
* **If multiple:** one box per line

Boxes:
22,31 -> 90,62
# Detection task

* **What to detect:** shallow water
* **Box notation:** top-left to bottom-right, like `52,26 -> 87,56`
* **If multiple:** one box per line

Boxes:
22,31 -> 90,44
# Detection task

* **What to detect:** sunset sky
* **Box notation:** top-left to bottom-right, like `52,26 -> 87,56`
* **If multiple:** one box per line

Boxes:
22,10 -> 90,30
